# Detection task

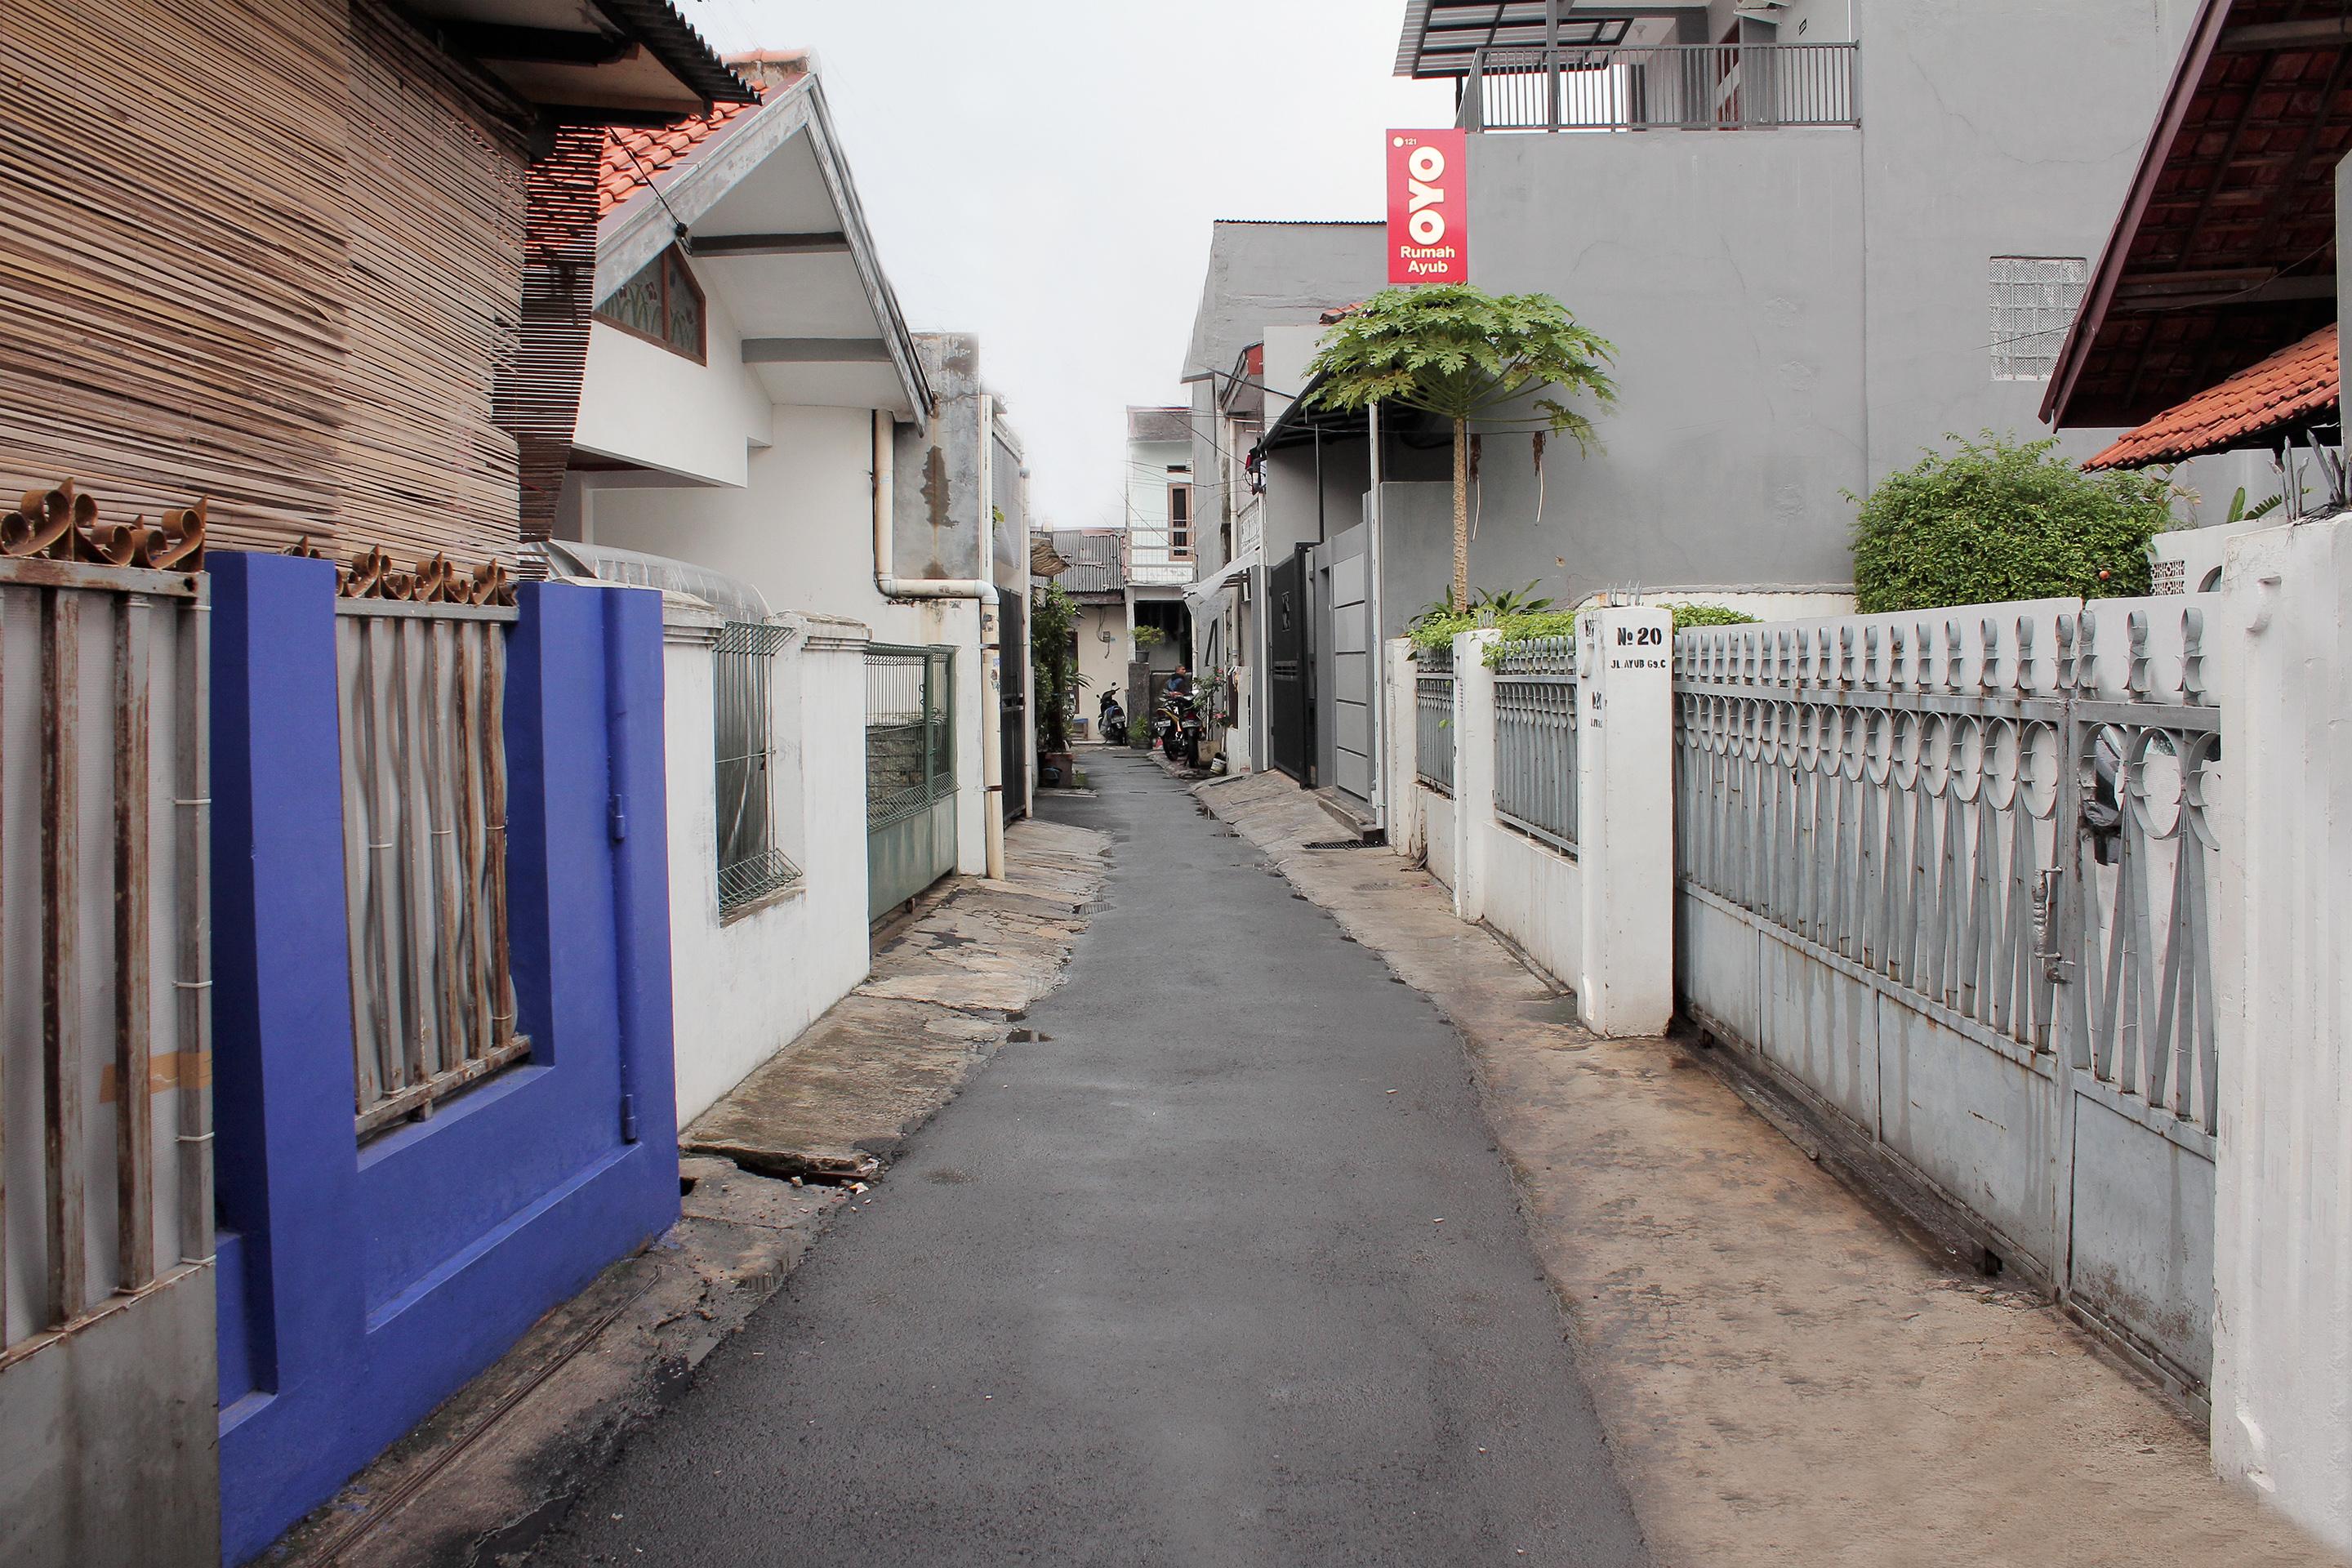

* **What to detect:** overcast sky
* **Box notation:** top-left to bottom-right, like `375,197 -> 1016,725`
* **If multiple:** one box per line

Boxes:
676,0 -> 1451,530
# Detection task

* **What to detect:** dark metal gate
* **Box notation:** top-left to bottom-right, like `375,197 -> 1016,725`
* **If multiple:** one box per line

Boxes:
1268,548 -> 1314,785
996,595 -> 1027,822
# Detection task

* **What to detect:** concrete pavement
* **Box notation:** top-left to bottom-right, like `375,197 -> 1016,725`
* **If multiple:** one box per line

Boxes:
534,749 -> 1650,1566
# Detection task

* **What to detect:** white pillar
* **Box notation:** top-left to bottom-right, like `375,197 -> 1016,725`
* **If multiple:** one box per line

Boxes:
1452,630 -> 1501,922
1575,605 -> 1675,1036
1385,638 -> 1423,860
2210,514 -> 2352,1552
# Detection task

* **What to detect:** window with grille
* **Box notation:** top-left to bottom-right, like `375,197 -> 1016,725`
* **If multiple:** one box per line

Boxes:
595,244 -> 706,363
715,621 -> 800,915
1989,256 -> 2088,381
1168,483 -> 1193,559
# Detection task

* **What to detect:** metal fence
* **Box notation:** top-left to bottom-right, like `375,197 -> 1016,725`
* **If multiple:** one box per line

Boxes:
1415,646 -> 1455,795
715,620 -> 799,915
865,644 -> 957,920
336,601 -> 523,1138
1461,43 -> 1860,131
1494,635 -> 1579,852
1673,602 -> 2221,1130
1,558 -> 211,1350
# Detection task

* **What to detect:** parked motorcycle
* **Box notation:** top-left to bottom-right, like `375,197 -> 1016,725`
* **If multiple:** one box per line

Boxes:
1098,691 -> 1128,748
1156,688 -> 1204,769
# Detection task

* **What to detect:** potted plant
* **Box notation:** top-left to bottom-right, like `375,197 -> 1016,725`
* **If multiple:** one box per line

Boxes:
1031,581 -> 1080,785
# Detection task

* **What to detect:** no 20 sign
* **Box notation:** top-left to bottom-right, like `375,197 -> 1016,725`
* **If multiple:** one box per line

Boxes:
1386,129 -> 1468,285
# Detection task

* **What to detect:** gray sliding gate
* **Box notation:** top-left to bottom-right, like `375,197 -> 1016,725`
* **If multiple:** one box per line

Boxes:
866,644 -> 957,921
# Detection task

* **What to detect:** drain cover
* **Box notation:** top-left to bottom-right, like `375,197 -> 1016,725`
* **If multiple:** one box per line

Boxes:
1300,837 -> 1388,850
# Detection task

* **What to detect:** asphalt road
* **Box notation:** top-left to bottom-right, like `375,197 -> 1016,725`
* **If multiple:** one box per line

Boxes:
536,751 -> 1649,1567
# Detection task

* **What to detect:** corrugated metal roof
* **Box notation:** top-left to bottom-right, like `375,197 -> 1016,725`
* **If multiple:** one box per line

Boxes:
1050,529 -> 1125,595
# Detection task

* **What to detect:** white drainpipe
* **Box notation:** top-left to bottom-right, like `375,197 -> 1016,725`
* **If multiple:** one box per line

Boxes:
873,408 -> 1005,880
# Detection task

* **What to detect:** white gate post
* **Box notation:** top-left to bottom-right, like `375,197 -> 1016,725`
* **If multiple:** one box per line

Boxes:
2208,514 -> 2352,1552
1453,629 -> 1500,921
1385,638 -> 1423,860
1575,605 -> 1675,1036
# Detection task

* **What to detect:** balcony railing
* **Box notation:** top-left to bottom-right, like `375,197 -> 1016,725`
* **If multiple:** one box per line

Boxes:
1461,43 -> 1859,132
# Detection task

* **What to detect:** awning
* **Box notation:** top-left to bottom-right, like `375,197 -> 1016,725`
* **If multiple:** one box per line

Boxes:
1184,546 -> 1263,607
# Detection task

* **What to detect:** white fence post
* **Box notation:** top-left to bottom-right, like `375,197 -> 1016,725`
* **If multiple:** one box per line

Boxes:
2209,514 -> 2352,1552
1385,638 -> 1423,860
1453,630 -> 1500,921
1575,605 -> 1675,1036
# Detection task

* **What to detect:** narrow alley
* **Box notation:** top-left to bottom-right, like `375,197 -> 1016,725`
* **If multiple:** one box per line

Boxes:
536,750 -> 1650,1566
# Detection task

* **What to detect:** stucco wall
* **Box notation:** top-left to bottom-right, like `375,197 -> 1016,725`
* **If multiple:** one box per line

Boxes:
1071,603 -> 1128,741
1443,0 -> 2196,608
662,617 -> 871,1125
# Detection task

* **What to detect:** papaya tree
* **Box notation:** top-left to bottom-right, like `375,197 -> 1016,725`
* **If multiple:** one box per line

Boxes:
1305,284 -> 1615,612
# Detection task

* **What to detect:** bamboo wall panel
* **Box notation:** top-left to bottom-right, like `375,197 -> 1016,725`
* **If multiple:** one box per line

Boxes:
341,0 -> 530,567
0,0 -> 578,570
0,0 -> 352,552
510,127 -> 603,565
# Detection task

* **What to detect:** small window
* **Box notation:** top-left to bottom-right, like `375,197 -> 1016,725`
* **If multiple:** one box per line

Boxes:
1169,483 -> 1193,559
596,245 -> 706,363
1989,256 -> 2088,381
715,621 -> 800,916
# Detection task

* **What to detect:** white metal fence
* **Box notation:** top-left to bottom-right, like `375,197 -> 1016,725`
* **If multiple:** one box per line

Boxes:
1415,647 -> 1455,794
1,557 -> 210,1351
1493,635 -> 1577,852
1672,596 -> 2225,1387
335,601 -> 523,1138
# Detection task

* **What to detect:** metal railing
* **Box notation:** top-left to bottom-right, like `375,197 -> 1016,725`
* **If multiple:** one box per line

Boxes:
1415,646 -> 1455,795
715,620 -> 800,915
0,556 -> 211,1351
1673,601 -> 2221,1130
865,644 -> 956,826
1462,43 -> 1860,132
1494,635 -> 1578,853
336,600 -> 523,1138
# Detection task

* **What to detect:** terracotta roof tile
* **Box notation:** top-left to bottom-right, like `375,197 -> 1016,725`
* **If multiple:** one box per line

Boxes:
2085,323 -> 2338,470
598,98 -> 762,214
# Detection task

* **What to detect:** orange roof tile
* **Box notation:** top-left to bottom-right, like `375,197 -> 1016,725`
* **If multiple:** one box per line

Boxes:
599,99 -> 761,214
2086,323 -> 2339,470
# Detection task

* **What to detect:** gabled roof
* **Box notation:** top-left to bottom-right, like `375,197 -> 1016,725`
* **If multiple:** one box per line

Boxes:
593,60 -> 931,421
2044,0 -> 2352,431
2085,322 -> 2337,468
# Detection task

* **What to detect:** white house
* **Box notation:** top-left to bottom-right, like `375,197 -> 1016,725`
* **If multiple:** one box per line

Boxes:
554,51 -> 1027,1123
1124,405 -> 1195,691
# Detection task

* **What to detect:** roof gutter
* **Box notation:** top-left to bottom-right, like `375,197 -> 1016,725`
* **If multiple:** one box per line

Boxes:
873,409 -> 1004,880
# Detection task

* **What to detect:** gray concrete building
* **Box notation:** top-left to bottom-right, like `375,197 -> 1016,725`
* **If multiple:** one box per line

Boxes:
1186,0 -> 2206,826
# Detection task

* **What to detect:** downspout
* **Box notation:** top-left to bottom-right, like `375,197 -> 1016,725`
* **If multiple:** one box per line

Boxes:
601,589 -> 642,1143
872,408 -> 1004,879
1366,399 -> 1387,831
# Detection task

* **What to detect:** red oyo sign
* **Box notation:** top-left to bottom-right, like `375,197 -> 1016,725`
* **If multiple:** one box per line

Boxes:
1386,128 -> 1468,285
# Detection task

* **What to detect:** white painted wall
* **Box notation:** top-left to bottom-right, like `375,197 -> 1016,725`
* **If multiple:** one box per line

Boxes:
2211,511 -> 2352,1552
581,411 -> 991,879
575,298 -> 772,488
1128,434 -> 1194,587
661,608 -> 873,1125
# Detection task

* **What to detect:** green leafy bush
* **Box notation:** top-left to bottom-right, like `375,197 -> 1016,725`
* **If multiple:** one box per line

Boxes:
1406,601 -> 1754,662
1851,434 -> 2174,613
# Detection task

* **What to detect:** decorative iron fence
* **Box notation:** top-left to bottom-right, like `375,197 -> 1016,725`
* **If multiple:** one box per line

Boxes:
0,556 -> 212,1352
1415,646 -> 1455,795
336,601 -> 523,1138
1673,601 -> 2221,1131
1494,635 -> 1578,852
1461,42 -> 1860,132
715,620 -> 800,915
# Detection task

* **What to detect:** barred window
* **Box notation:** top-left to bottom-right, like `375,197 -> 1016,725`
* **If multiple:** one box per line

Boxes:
715,621 -> 800,915
1989,256 -> 2088,381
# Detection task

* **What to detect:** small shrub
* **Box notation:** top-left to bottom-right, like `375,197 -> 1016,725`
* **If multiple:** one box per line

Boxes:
1851,433 -> 2173,613
1405,602 -> 1754,664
